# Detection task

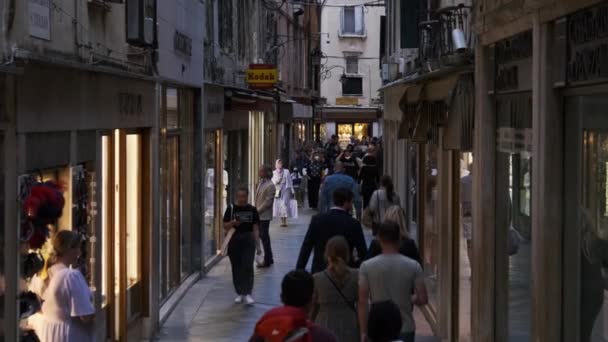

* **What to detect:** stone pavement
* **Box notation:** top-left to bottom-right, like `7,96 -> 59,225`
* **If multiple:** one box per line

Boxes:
156,209 -> 439,342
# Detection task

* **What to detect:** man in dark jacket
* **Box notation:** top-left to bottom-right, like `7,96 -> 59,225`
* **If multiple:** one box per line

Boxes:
296,187 -> 368,274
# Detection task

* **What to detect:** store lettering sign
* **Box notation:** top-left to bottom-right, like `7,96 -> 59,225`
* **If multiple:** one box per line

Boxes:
496,127 -> 532,155
29,0 -> 51,41
247,64 -> 277,89
567,3 -> 608,83
118,92 -> 143,117
336,97 -> 359,106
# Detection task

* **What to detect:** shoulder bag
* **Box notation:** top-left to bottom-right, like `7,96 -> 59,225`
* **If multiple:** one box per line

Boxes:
324,271 -> 357,313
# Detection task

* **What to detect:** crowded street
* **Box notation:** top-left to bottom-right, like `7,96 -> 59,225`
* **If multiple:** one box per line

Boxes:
1,0 -> 608,341
156,209 -> 438,342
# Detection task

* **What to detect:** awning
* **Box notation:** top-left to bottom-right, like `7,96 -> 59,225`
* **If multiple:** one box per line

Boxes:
320,106 -> 379,122
225,88 -> 274,112
279,102 -> 313,123
397,73 -> 463,142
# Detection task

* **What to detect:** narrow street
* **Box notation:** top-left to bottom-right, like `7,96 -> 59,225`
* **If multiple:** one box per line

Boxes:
156,209 -> 438,342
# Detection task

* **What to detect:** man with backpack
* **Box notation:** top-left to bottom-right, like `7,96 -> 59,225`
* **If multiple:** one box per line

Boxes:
250,270 -> 337,342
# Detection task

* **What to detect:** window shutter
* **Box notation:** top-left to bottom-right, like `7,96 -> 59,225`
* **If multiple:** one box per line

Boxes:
400,0 -> 420,48
340,7 -> 345,35
355,6 -> 364,35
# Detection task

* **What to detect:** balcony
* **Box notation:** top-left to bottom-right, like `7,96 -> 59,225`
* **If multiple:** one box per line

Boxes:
418,4 -> 473,72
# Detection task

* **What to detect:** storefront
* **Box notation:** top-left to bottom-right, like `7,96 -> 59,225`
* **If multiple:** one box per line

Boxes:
279,101 -> 313,161
158,86 -> 198,304
561,5 -> 608,340
397,70 -> 474,340
2,63 -> 158,342
203,84 -> 225,267
319,106 -> 380,146
224,89 -> 274,204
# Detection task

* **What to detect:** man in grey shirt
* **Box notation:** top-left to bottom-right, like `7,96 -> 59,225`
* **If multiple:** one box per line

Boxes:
358,222 -> 428,342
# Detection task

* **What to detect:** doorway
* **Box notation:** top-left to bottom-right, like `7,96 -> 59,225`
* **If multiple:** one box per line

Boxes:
101,130 -> 149,342
564,95 -> 608,342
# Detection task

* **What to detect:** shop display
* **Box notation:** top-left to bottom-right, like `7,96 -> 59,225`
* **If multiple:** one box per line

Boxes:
18,291 -> 41,320
17,174 -> 67,341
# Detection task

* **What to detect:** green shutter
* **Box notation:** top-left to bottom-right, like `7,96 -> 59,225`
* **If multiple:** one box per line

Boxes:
400,0 -> 420,49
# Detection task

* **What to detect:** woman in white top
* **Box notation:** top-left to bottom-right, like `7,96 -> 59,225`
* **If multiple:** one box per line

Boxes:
32,230 -> 95,342
272,159 -> 295,227
368,175 -> 401,230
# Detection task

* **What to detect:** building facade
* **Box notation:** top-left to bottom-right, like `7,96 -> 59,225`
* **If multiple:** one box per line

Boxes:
381,0 -> 474,340
473,0 -> 608,341
318,0 -> 384,146
202,0 -> 320,266
0,1 -> 205,341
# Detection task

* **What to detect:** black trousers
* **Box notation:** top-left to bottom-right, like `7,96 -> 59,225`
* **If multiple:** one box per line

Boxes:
228,232 -> 255,295
259,220 -> 274,264
308,177 -> 321,209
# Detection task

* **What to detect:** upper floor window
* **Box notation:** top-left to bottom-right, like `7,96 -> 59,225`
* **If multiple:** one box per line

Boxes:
342,76 -> 363,96
345,56 -> 359,74
340,6 -> 365,37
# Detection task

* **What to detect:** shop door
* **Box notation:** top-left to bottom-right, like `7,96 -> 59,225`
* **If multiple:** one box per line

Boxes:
101,130 -> 147,342
564,95 -> 608,342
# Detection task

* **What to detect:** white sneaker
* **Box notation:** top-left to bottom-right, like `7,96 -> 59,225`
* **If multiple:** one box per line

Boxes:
234,295 -> 244,304
245,295 -> 255,305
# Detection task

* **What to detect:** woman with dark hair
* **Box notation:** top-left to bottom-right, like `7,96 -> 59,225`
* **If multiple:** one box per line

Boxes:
312,236 -> 359,342
368,176 -> 401,229
359,146 -> 380,208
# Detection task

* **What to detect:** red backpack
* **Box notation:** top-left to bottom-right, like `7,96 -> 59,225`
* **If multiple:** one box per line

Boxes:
254,306 -> 313,342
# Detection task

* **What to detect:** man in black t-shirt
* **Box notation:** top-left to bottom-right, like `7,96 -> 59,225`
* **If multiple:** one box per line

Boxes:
223,187 -> 262,305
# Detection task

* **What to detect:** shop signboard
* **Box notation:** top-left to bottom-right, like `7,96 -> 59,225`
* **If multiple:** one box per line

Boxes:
336,97 -> 359,106
566,2 -> 608,84
29,0 -> 51,41
494,31 -> 532,93
496,127 -> 532,156
246,64 -> 277,89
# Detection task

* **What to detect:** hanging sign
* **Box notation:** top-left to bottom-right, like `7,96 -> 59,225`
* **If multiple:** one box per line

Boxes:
247,64 -> 277,89
29,0 -> 51,41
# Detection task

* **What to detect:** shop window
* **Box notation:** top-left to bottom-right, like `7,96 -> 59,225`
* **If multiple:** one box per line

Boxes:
126,134 -> 141,287
101,130 -> 148,339
166,88 -> 179,129
342,77 -> 363,96
204,131 -> 221,263
580,130 -> 608,341
495,93 -> 532,341
423,144 -> 440,313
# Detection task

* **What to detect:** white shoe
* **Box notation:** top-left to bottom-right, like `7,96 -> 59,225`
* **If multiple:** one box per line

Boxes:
245,295 -> 255,305
234,296 -> 244,304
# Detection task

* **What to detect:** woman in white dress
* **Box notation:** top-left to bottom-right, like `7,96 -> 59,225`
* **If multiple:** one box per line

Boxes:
33,230 -> 95,342
272,159 -> 295,227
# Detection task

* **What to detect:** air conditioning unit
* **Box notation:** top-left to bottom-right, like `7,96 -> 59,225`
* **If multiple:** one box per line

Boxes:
381,63 -> 398,82
126,0 -> 156,47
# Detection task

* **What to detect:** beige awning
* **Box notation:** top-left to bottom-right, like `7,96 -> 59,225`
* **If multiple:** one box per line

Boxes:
397,73 -> 462,141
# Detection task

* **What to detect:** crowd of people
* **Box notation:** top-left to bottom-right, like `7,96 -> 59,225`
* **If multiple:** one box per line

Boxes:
219,135 -> 428,342
24,134 -> 424,342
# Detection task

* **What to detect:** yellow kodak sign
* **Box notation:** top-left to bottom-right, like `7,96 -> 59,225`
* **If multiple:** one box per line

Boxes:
336,97 -> 359,106
247,64 -> 278,88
